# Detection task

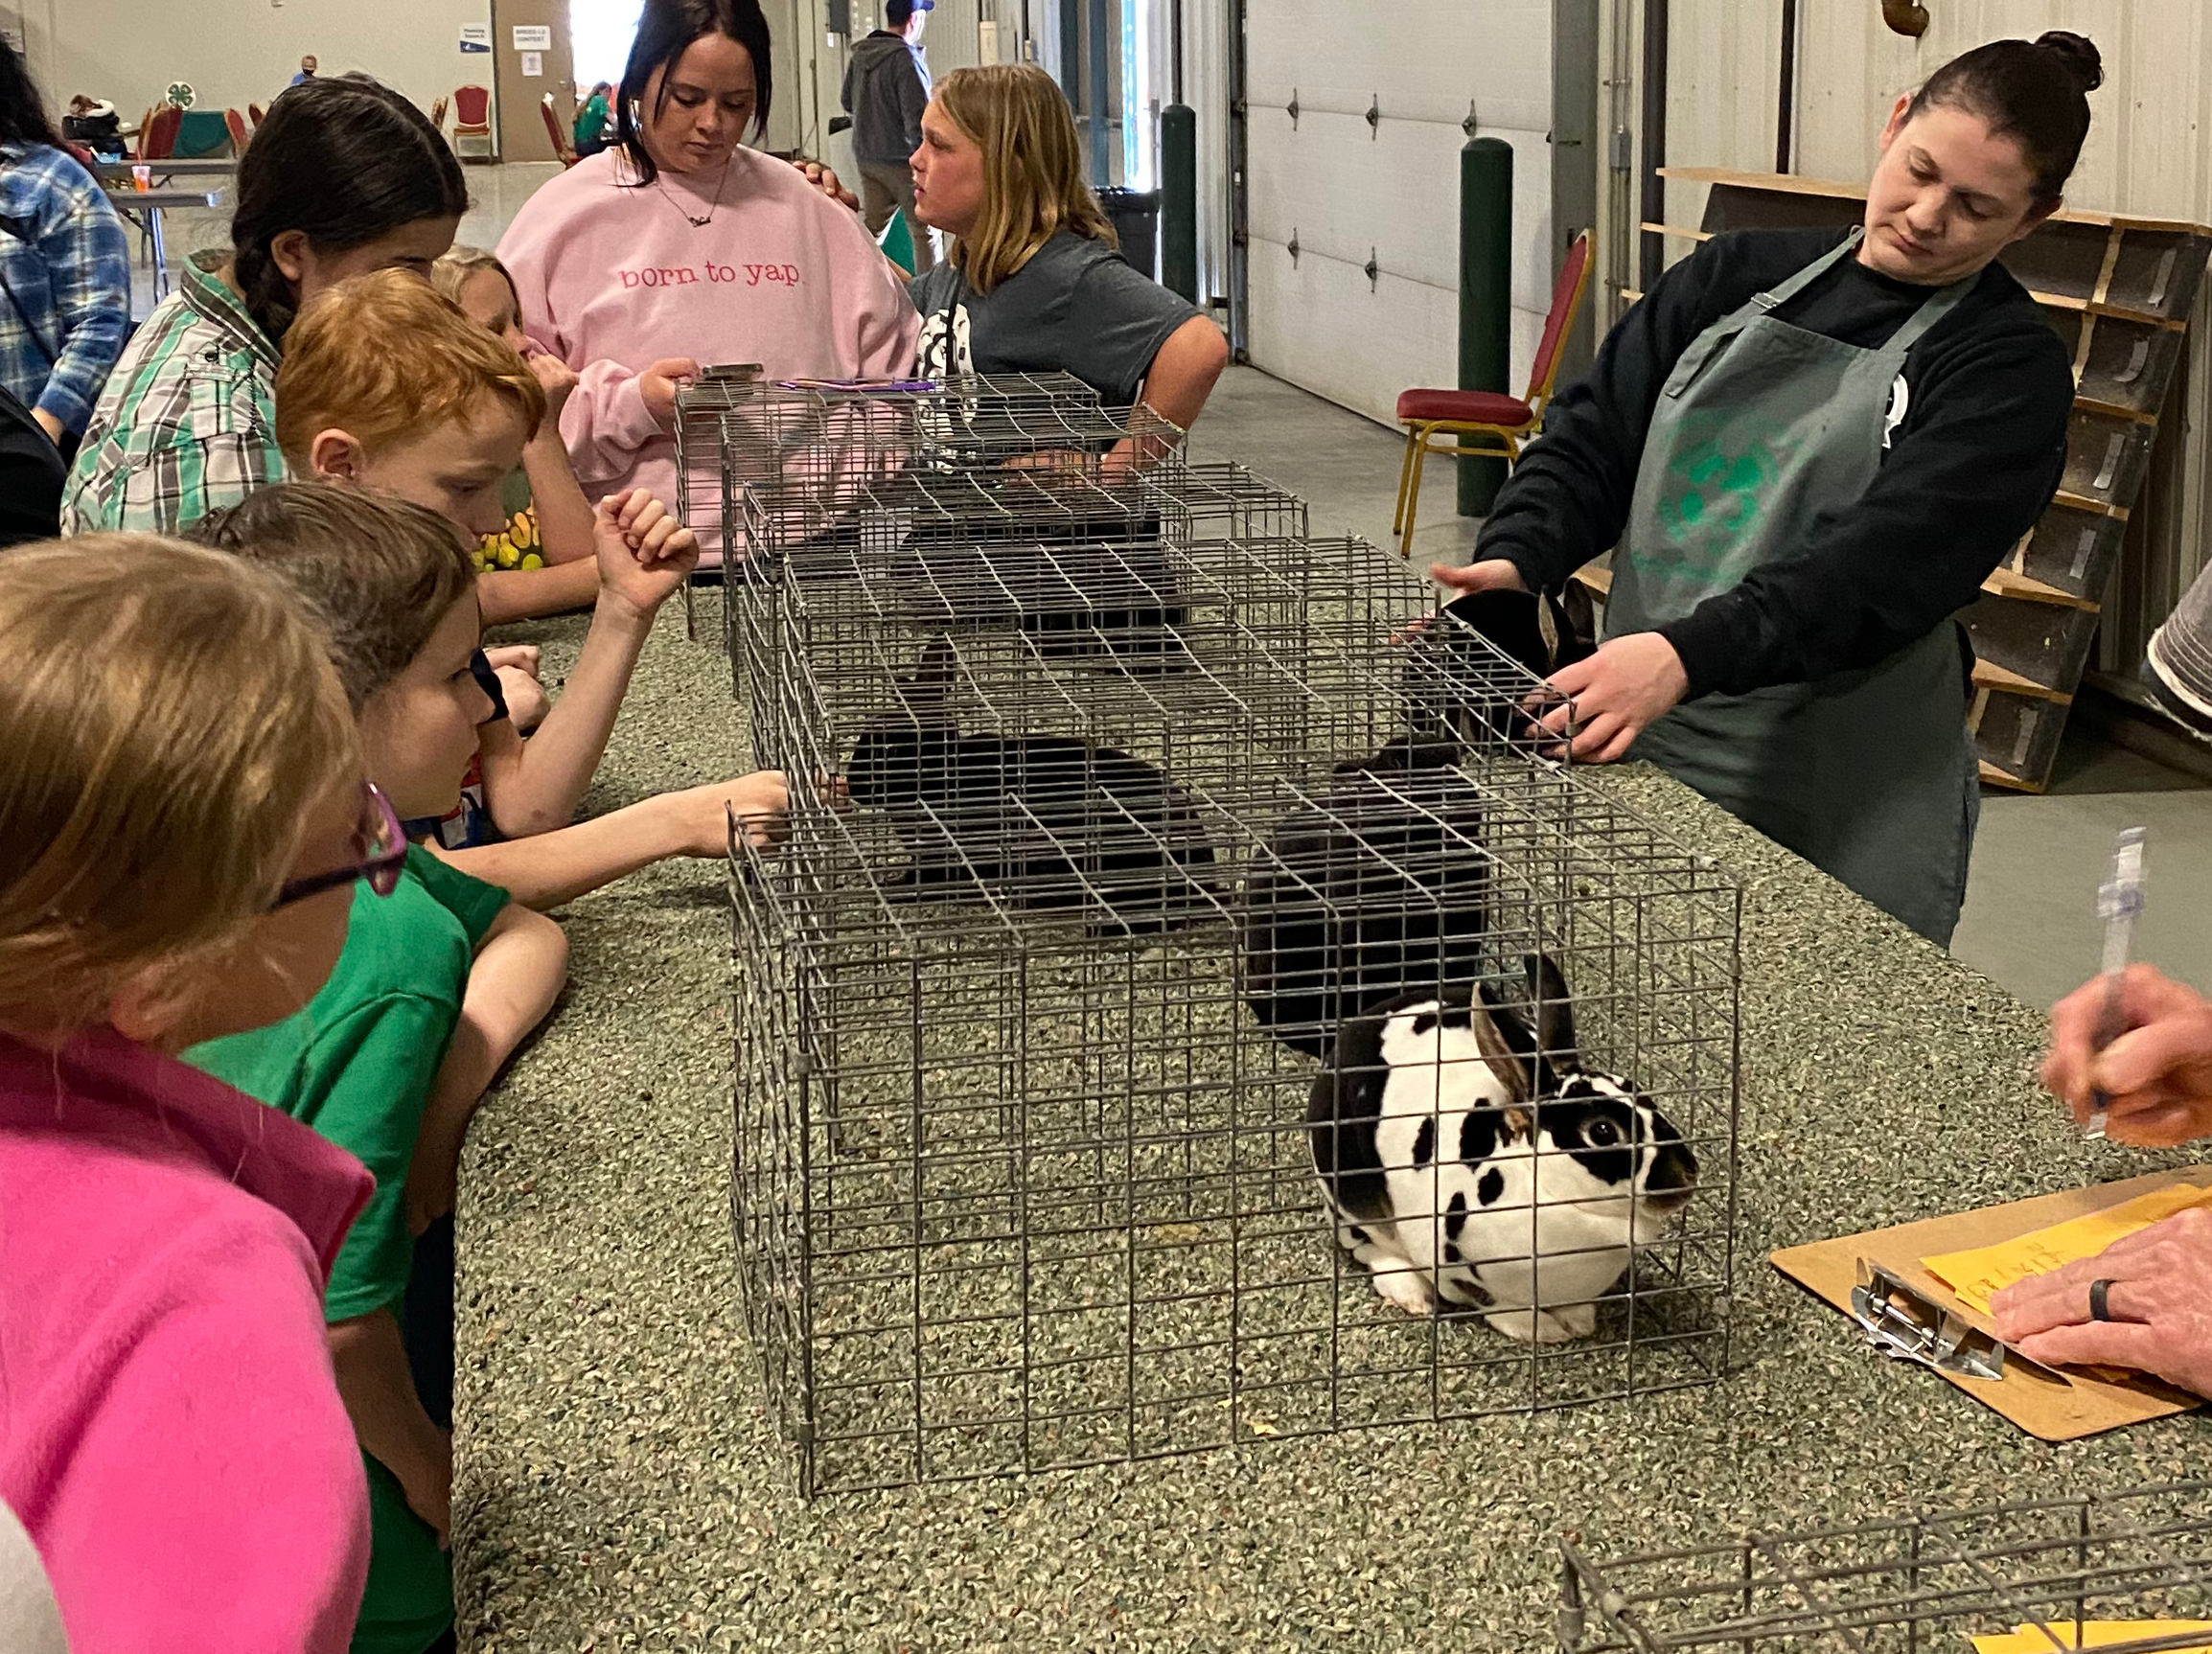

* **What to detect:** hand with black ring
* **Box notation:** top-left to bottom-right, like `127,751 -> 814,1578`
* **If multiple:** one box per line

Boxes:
1988,1206 -> 2212,1397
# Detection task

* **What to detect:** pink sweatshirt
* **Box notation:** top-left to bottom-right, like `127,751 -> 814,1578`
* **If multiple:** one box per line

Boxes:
497,146 -> 921,514
0,1025 -> 374,1654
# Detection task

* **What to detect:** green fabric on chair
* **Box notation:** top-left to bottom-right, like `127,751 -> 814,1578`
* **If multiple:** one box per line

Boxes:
877,208 -> 916,278
174,109 -> 231,157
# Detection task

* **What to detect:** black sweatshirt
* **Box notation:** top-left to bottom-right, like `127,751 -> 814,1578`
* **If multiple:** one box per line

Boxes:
1477,227 -> 2073,700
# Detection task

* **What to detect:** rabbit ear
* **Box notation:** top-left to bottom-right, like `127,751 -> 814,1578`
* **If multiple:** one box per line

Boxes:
891,635 -> 958,718
1472,982 -> 1535,1104
1524,953 -> 1583,1078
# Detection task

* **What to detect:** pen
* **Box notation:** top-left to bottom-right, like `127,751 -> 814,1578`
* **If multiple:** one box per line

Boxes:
2085,825 -> 2146,1139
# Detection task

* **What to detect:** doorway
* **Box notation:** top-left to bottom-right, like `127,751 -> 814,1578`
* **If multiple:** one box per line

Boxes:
493,0 -> 579,162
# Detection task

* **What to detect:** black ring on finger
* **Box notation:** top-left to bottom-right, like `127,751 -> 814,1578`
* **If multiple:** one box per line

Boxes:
2089,1277 -> 2115,1322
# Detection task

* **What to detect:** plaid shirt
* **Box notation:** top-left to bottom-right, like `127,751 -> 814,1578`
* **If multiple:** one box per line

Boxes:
60,251 -> 286,535
0,143 -> 128,436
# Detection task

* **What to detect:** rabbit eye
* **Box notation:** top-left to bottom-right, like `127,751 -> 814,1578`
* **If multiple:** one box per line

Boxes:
1587,1119 -> 1621,1147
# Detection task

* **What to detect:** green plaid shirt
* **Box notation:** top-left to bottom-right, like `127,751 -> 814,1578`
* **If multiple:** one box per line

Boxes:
60,251 -> 286,535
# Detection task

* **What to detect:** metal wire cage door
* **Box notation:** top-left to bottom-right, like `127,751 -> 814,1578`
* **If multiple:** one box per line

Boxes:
708,379 -> 1742,1495
1557,1483 -> 2212,1654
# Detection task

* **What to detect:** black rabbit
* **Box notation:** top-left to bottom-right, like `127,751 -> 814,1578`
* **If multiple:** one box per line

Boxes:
845,643 -> 1219,937
1242,737 -> 1490,1060
1404,586 -> 1595,753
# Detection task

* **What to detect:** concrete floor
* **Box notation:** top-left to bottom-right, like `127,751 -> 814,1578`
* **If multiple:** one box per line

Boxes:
128,161 -> 2212,1018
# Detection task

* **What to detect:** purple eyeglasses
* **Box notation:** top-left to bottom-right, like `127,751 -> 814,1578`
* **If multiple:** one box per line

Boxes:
268,781 -> 408,912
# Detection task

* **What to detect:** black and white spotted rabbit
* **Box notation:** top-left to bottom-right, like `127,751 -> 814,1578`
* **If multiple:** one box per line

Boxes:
1307,954 -> 1697,1343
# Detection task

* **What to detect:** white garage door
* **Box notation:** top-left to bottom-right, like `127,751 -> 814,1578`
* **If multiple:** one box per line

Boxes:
1243,0 -> 1555,427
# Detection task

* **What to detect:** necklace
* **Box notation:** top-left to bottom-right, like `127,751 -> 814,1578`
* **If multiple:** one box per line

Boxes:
653,154 -> 733,229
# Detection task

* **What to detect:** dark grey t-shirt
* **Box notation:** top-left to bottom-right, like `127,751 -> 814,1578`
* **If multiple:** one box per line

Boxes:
910,230 -> 1201,408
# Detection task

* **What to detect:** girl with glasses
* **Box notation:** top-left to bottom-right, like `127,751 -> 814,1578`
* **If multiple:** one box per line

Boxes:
0,534 -> 382,1651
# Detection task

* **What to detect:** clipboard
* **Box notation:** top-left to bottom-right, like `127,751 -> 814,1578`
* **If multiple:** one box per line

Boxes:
1771,1165 -> 2211,1440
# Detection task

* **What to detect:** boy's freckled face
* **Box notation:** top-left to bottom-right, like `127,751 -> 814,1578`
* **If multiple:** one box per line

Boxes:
356,401 -> 533,540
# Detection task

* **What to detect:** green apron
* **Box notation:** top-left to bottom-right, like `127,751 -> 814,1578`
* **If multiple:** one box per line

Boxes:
1606,230 -> 1979,946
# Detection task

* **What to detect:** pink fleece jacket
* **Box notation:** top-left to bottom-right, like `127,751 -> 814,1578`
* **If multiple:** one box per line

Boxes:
0,1025 -> 374,1654
496,146 -> 921,511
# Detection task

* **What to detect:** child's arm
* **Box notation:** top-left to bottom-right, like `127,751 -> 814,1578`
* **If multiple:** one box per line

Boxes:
405,903 -> 568,1233
475,353 -> 606,628
476,490 -> 698,838
327,1310 -> 451,1546
438,771 -> 792,911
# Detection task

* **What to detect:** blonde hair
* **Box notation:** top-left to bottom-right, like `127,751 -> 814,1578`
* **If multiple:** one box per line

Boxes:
274,267 -> 546,464
936,64 -> 1116,295
0,536 -> 360,1039
429,243 -> 515,313
190,484 -> 479,712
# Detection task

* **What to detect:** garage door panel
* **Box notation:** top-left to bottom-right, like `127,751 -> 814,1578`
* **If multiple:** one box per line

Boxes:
1243,0 -> 1555,428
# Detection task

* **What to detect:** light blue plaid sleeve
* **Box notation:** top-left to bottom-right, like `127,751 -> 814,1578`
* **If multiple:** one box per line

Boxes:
28,150 -> 130,433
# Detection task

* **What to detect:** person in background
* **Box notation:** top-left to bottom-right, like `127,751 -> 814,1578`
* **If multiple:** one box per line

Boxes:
294,55 -> 320,87
1988,963 -> 2212,1400
62,73 -> 467,534
572,80 -> 613,157
0,36 -> 128,459
430,245 -> 599,622
909,64 -> 1229,471
496,0 -> 918,517
1,534 -> 381,1652
60,94 -> 123,159
189,487 -> 571,1654
842,0 -> 934,273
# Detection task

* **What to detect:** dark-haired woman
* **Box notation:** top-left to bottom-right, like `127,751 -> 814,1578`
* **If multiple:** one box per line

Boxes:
0,34 -> 127,456
497,0 -> 916,514
61,74 -> 466,533
1437,32 -> 2101,946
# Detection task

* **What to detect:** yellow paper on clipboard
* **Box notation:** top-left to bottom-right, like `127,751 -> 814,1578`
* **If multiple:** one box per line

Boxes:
1924,1183 -> 2212,1316
1969,1620 -> 2212,1654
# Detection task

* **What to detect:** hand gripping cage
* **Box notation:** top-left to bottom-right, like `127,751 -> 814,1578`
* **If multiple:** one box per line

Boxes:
1557,1483 -> 2212,1654
695,375 -> 1744,1494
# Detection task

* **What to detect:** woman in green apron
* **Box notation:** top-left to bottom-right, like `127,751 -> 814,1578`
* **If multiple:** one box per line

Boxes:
1440,32 -> 2101,946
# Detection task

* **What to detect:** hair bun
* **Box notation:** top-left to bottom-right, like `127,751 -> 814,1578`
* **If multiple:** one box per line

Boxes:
2035,31 -> 2104,94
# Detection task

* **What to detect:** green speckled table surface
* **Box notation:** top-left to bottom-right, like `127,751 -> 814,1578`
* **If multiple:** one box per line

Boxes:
456,596 -> 2203,1653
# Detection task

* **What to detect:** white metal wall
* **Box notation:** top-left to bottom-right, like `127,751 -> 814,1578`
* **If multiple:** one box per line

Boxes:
1652,0 -> 2212,671
1241,0 -> 1555,428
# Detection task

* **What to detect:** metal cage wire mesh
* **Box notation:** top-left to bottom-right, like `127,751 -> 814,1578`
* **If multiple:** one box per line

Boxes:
700,374 -> 1744,1494
1557,1483 -> 2212,1654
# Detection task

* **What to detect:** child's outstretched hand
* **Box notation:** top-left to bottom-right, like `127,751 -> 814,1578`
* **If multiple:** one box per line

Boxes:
593,489 -> 700,621
663,770 -> 795,855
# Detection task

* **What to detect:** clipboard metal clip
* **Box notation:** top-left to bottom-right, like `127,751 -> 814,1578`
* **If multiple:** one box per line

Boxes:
1851,1260 -> 2011,1381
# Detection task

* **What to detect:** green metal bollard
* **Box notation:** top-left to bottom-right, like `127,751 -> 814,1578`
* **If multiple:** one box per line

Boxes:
1161,103 -> 1199,303
1458,135 -> 1513,517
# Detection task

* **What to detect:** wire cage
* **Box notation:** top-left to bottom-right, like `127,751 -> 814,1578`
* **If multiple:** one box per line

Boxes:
673,368 -> 1184,584
724,513 -> 1743,1494
1556,1483 -> 2212,1654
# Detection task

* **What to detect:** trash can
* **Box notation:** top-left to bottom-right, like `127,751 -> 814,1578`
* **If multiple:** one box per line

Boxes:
1098,187 -> 1162,282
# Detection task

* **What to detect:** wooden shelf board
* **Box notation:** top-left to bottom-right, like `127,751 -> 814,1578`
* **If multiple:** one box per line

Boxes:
1659,168 -> 2212,235
1972,661 -> 2074,703
2052,490 -> 2131,522
1982,566 -> 2101,611
1979,759 -> 2045,793
2074,395 -> 2160,425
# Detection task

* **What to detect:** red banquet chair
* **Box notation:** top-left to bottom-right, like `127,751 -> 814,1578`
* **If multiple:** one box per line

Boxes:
540,93 -> 578,167
450,83 -> 492,157
1391,230 -> 1595,558
224,107 -> 250,155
